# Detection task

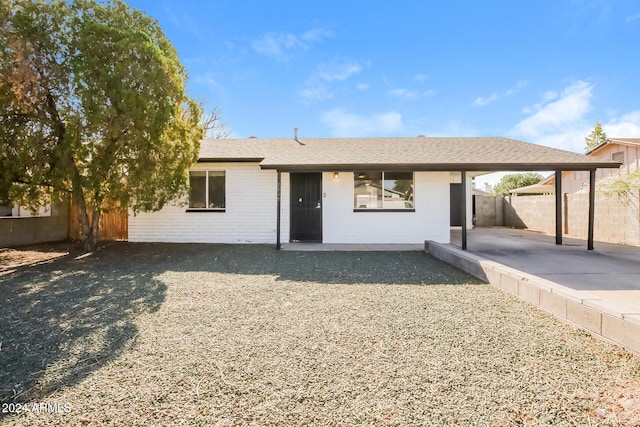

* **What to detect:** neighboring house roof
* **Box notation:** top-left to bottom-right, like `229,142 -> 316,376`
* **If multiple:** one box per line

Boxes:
586,138 -> 640,155
472,188 -> 492,196
509,183 -> 555,195
199,137 -> 620,172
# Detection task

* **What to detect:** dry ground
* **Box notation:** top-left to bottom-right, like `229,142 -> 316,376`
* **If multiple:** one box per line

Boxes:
0,242 -> 639,426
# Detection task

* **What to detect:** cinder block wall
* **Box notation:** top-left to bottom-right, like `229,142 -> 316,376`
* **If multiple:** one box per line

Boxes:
475,191 -> 640,246
565,191 -> 640,245
0,199 -> 69,247
474,195 -> 505,227
506,195 -> 556,235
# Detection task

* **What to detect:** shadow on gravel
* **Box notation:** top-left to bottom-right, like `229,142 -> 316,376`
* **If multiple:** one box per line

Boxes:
101,242 -> 484,286
0,241 -> 480,408
0,243 -> 166,406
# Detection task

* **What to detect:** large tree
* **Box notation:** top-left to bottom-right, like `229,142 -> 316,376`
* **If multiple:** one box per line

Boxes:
584,121 -> 607,152
492,173 -> 544,196
0,0 -> 203,250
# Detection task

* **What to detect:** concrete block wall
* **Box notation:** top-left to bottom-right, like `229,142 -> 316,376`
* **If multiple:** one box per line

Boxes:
474,195 -> 504,227
565,191 -> 640,246
505,195 -> 556,234
0,199 -> 69,247
475,191 -> 640,246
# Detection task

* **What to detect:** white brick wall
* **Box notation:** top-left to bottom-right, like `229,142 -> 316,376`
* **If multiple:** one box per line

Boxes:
129,163 -> 279,243
130,167 -> 451,244
322,171 -> 451,244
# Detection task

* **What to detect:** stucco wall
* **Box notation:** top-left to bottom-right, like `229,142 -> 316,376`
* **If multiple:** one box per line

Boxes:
0,199 -> 69,247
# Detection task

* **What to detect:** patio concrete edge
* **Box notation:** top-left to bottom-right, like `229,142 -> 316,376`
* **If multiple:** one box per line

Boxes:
424,240 -> 640,355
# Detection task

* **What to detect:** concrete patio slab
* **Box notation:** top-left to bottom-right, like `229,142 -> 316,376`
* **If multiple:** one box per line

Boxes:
426,227 -> 640,355
281,243 -> 424,251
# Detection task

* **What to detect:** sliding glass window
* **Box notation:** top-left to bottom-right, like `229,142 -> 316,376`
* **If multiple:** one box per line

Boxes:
354,172 -> 414,210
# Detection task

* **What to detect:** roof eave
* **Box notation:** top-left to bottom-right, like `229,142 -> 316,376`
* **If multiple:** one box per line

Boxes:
198,157 -> 265,163
259,162 -> 622,172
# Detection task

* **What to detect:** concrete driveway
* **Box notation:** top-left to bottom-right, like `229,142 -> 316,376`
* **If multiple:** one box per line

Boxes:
431,227 -> 640,354
452,227 -> 640,313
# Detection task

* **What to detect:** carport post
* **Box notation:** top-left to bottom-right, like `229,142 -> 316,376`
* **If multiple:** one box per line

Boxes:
588,169 -> 596,250
555,170 -> 562,245
461,170 -> 467,250
276,170 -> 281,250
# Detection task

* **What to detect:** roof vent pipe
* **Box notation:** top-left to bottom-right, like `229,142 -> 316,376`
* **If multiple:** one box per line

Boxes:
294,127 -> 304,145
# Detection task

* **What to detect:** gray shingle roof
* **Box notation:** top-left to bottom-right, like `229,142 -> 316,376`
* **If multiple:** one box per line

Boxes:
198,137 -> 620,171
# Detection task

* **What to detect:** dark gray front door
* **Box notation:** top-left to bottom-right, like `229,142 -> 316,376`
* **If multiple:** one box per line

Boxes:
450,183 -> 462,226
290,173 -> 322,242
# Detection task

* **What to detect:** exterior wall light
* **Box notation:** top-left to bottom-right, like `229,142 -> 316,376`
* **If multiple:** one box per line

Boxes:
334,172 -> 339,179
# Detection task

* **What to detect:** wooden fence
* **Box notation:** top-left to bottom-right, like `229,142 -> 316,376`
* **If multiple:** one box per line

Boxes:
69,202 -> 128,241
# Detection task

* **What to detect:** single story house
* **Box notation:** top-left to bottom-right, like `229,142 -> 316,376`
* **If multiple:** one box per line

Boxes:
128,135 -> 619,249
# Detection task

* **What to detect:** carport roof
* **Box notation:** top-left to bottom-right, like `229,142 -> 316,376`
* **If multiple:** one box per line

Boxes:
198,136 -> 621,171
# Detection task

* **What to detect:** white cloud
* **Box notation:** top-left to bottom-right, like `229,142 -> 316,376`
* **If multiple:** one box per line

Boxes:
522,90 -> 560,114
301,28 -> 334,41
251,28 -> 332,60
626,12 -> 640,22
195,72 -> 224,92
603,111 -> 640,137
356,83 -> 371,91
473,93 -> 499,107
387,88 -> 435,99
508,80 -> 596,152
387,89 -> 419,99
297,86 -> 334,104
514,81 -> 593,141
316,61 -> 364,81
321,108 -> 403,137
413,74 -> 428,83
474,80 -> 528,107
509,81 -> 640,152
298,60 -> 367,104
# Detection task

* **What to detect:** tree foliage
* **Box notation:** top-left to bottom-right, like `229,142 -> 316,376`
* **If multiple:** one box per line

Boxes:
585,121 -> 607,152
492,173 -> 544,196
0,0 -> 203,250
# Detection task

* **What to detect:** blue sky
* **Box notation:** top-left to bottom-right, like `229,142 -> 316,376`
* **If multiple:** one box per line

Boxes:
127,0 -> 640,183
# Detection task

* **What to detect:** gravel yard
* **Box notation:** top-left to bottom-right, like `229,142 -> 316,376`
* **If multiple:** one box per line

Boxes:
1,243 -> 639,426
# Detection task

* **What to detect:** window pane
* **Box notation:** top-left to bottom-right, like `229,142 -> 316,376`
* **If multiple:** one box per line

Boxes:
189,171 -> 206,208
208,171 -> 225,208
384,172 -> 414,209
354,172 -> 382,208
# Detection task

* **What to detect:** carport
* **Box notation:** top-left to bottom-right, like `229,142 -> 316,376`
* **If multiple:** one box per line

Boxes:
456,162 -> 618,251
